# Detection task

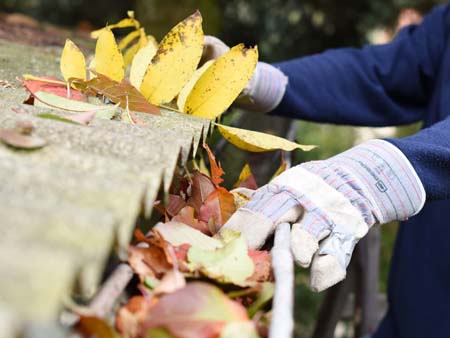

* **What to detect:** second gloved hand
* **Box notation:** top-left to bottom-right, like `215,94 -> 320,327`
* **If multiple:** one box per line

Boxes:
202,35 -> 288,113
223,140 -> 425,291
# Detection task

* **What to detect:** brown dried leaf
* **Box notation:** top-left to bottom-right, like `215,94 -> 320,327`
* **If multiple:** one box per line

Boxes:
0,128 -> 47,149
73,74 -> 160,115
203,143 -> 224,186
198,187 -> 236,232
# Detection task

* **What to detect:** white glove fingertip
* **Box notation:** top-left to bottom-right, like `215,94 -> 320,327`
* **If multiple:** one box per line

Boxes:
290,225 -> 318,268
310,254 -> 346,292
221,208 -> 274,249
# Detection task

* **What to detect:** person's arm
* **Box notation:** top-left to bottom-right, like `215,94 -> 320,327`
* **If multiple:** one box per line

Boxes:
268,4 -> 450,126
387,116 -> 450,200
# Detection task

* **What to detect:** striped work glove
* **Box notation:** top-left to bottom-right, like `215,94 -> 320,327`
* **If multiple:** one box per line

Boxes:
222,140 -> 425,292
202,35 -> 288,113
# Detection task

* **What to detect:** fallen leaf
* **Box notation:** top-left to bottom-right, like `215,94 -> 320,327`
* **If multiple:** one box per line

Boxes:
216,123 -> 317,152
177,60 -> 213,111
203,143 -> 224,186
60,39 -> 86,82
95,28 -> 124,82
133,229 -> 191,272
188,233 -> 254,286
123,28 -> 149,68
247,250 -> 272,283
123,41 -> 141,69
37,111 -> 96,125
90,13 -> 140,39
165,195 -> 187,217
73,74 -> 160,115
231,188 -> 253,209
0,128 -> 46,149
118,30 -> 141,51
220,322 -> 260,338
128,245 -> 172,279
142,282 -> 250,338
23,76 -> 86,101
247,282 -> 274,317
116,296 -> 156,338
185,44 -> 258,119
77,316 -> 120,338
154,221 -> 222,250
234,163 -> 258,190
140,11 -> 204,104
130,41 -> 157,89
32,91 -> 117,119
153,269 -> 186,295
172,206 -> 209,234
187,171 -> 216,213
198,187 -> 236,231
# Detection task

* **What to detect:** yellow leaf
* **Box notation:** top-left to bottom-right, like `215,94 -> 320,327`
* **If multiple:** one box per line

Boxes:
177,60 -> 214,111
233,163 -> 256,189
216,123 -> 317,152
130,41 -> 157,89
88,58 -> 96,80
271,151 -> 287,180
22,74 -> 66,86
140,11 -> 204,105
122,28 -> 149,68
185,44 -> 258,119
94,28 -> 124,82
147,35 -> 159,48
123,41 -> 141,68
90,14 -> 140,39
60,39 -> 86,82
117,30 -> 140,50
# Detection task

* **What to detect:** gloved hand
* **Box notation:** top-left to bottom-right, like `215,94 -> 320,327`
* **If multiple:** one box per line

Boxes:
223,140 -> 425,292
202,35 -> 288,113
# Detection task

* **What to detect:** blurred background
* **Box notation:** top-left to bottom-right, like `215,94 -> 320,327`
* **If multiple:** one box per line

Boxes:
0,0 -> 446,337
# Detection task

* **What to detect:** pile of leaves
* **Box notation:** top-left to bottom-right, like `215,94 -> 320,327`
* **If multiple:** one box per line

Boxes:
14,10 -> 313,152
76,146 -> 277,338
8,10 -> 316,337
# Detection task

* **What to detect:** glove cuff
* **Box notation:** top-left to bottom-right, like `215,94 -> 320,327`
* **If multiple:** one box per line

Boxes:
327,139 -> 426,223
236,62 -> 288,113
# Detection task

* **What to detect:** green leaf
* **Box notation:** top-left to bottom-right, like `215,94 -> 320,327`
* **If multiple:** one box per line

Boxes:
188,233 -> 255,286
33,91 -> 117,119
247,282 -> 275,317
154,221 -> 222,250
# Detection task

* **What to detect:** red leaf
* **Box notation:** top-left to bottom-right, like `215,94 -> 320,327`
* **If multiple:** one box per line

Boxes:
247,250 -> 273,283
132,229 -> 190,273
203,143 -> 224,186
142,282 -> 249,338
239,175 -> 258,190
188,171 -> 216,213
72,74 -> 160,115
234,164 -> 258,190
0,127 -> 47,149
23,77 -> 86,101
128,245 -> 172,279
77,316 -> 120,338
166,194 -> 188,217
172,206 -> 210,234
116,296 -> 157,337
198,187 -> 236,233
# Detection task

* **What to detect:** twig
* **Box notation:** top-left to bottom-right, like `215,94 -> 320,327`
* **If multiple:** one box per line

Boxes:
88,263 -> 134,318
269,222 -> 295,338
269,121 -> 297,338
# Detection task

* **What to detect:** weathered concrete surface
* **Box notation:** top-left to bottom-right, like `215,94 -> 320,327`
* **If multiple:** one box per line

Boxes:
0,37 -> 211,334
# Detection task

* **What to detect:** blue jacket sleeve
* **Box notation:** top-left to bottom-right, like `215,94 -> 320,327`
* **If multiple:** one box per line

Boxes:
387,117 -> 450,201
271,5 -> 450,127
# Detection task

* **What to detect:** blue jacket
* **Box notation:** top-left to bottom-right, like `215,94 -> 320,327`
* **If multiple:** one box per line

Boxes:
272,4 -> 450,338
